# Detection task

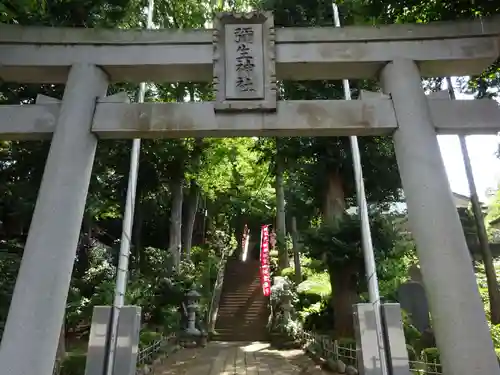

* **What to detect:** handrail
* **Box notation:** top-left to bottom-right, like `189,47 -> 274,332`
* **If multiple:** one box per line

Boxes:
207,249 -> 229,333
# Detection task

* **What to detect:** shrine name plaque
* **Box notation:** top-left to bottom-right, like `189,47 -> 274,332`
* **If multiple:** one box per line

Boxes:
213,12 -> 276,112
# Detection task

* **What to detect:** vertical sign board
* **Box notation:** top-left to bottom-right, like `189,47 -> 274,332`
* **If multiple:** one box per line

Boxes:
224,24 -> 264,100
213,12 -> 276,112
260,225 -> 271,296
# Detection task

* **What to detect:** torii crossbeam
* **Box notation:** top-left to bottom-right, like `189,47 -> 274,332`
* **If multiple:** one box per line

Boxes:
0,12 -> 500,375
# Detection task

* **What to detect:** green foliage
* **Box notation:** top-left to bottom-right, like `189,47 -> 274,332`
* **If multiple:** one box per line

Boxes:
301,211 -> 411,299
422,347 -> 441,367
490,323 -> 500,348
279,267 -> 295,279
0,242 -> 22,336
486,188 -> 500,241
59,354 -> 86,375
402,313 -> 422,347
302,212 -> 401,266
139,331 -> 163,347
298,301 -> 322,321
296,273 -> 331,300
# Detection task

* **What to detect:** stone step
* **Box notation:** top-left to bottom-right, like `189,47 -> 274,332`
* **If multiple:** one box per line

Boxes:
211,335 -> 269,341
214,261 -> 268,342
214,324 -> 267,328
217,307 -> 267,312
217,311 -> 266,315
218,306 -> 266,310
219,305 -> 266,308
216,311 -> 267,316
218,299 -> 267,304
217,306 -> 267,311
215,317 -> 267,323
219,292 -> 267,297
216,313 -> 267,318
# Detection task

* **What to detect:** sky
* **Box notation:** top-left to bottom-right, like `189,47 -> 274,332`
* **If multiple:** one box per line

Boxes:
438,87 -> 500,203
439,134 -> 499,202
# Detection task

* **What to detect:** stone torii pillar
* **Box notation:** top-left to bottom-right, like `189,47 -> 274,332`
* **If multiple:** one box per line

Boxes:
0,64 -> 108,375
380,59 -> 499,375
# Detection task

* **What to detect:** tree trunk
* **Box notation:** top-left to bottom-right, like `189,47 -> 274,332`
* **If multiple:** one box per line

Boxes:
182,182 -> 200,262
169,175 -> 184,269
323,172 -> 345,224
275,139 -> 288,270
329,262 -> 358,339
291,216 -> 302,283
323,171 -> 357,338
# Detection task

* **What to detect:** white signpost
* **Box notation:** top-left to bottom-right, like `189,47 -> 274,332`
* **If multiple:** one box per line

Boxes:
0,12 -> 500,375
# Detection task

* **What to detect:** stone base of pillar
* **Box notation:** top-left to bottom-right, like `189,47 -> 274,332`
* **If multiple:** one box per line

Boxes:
380,303 -> 410,375
85,306 -> 142,375
353,303 -> 411,375
353,303 -> 383,375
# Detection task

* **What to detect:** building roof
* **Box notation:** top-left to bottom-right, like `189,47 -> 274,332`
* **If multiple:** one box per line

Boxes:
452,192 -> 485,209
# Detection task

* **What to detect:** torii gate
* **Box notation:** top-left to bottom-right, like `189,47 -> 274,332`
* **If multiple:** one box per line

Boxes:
1,12 -> 500,375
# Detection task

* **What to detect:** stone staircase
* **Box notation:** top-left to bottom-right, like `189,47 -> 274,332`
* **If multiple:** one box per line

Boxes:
213,257 -> 269,341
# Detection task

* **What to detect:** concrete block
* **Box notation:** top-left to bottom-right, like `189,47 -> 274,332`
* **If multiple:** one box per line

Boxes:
85,305 -> 142,375
381,303 -> 410,375
353,303 -> 382,375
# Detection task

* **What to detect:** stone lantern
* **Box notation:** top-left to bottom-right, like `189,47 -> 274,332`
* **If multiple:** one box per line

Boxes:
185,287 -> 201,337
281,283 -> 293,323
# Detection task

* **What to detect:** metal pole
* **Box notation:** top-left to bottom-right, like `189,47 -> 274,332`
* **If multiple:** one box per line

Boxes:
105,2 -> 155,374
331,4 -> 388,375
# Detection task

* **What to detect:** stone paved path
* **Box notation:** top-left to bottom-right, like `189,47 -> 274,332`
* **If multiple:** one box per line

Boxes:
155,341 -> 331,375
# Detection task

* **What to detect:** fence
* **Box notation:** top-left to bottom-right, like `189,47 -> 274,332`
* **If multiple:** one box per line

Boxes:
136,333 -> 177,367
298,330 -> 442,375
297,331 -> 357,368
409,359 -> 442,375
51,333 -> 177,375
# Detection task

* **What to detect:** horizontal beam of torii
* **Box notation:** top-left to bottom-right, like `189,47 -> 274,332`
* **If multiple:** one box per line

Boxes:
1,15 -> 499,83
1,91 -> 499,139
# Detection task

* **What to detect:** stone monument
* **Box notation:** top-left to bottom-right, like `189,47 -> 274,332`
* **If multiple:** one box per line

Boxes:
397,265 -> 431,333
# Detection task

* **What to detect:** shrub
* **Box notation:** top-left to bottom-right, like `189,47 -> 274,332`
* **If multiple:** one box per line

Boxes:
422,347 -> 441,375
280,267 -> 296,279
139,331 -> 163,348
401,311 -> 422,350
296,272 -> 331,299
59,353 -> 86,375
490,322 -> 500,348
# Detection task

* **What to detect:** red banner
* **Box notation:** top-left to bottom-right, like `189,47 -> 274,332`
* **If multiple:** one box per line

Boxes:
260,225 -> 271,296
